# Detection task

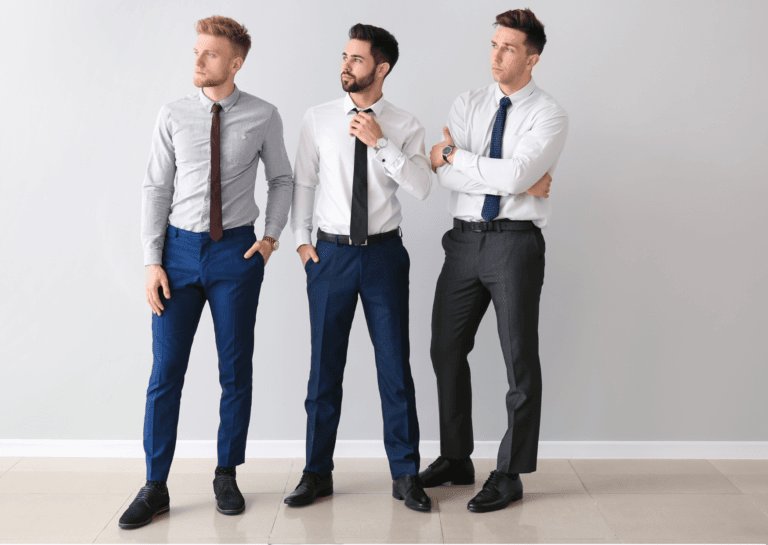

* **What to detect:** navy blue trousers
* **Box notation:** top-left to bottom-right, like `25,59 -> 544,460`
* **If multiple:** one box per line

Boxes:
144,224 -> 264,481
303,235 -> 420,480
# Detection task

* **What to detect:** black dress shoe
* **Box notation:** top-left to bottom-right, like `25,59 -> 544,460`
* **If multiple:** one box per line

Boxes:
467,470 -> 523,513
118,481 -> 170,529
284,471 -> 333,507
418,456 -> 475,487
392,475 -> 432,512
213,466 -> 245,515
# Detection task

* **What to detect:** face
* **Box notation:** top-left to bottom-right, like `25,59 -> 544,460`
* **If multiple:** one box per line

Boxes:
193,33 -> 242,88
340,39 -> 378,93
490,26 -> 538,86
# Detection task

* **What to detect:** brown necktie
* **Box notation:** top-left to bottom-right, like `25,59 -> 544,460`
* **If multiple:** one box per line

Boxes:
209,103 -> 223,241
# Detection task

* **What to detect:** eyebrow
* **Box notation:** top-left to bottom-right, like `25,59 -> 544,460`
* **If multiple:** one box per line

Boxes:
491,40 -> 517,48
342,52 -> 365,59
193,48 -> 220,53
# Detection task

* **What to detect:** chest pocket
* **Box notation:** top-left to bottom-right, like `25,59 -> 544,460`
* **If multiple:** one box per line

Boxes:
225,128 -> 257,164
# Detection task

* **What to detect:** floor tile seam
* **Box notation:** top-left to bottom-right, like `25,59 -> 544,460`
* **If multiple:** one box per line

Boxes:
90,488 -> 135,544
0,458 -> 22,482
566,459 -> 590,493
746,494 -> 768,519
583,482 -> 626,544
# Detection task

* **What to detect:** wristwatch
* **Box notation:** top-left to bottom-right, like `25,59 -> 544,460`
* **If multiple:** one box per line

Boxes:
442,145 -> 456,162
263,236 -> 279,250
374,136 -> 389,151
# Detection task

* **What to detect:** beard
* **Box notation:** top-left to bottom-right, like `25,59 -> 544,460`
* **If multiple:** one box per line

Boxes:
193,72 -> 227,88
341,67 -> 376,93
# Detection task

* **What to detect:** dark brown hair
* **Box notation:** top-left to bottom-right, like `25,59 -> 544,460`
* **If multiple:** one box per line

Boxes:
494,8 -> 546,56
195,15 -> 252,63
348,23 -> 399,78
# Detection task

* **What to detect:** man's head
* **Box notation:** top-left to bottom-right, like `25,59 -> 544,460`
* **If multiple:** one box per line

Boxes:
193,15 -> 252,88
341,24 -> 399,93
490,9 -> 546,88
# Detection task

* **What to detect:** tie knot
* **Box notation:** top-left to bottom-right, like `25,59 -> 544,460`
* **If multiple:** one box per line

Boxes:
499,96 -> 511,109
212,103 -> 222,113
353,107 -> 373,114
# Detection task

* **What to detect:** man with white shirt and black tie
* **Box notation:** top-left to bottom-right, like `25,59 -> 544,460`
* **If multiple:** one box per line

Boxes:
287,23 -> 433,512
419,9 -> 569,513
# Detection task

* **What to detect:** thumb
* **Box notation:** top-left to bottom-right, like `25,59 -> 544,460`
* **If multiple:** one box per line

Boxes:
442,126 -> 451,140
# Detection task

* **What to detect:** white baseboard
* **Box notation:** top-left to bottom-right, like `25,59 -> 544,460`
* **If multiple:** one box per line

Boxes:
1,440 -> 767,459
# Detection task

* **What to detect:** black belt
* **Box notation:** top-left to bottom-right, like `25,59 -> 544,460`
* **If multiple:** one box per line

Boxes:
317,227 -> 401,246
454,218 -> 536,232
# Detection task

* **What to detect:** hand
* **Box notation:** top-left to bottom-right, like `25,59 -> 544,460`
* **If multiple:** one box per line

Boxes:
297,244 -> 320,267
145,264 -> 170,316
526,172 -> 552,198
430,126 -> 456,172
244,239 -> 274,264
349,111 -> 383,147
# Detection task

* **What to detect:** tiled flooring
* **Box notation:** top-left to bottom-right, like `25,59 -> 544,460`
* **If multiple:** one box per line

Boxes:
1,457 -> 768,543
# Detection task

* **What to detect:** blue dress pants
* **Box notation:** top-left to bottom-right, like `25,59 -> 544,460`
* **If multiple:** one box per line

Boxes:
303,235 -> 420,480
143,224 -> 264,481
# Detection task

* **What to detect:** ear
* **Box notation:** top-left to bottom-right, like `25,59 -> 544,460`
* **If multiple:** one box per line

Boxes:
526,53 -> 540,71
376,61 -> 391,80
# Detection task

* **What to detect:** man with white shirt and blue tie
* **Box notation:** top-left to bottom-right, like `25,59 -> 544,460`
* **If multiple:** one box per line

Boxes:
287,23 -> 433,512
420,9 -> 569,513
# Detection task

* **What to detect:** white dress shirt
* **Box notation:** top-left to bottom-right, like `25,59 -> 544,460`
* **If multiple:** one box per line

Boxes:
437,77 -> 568,227
291,94 -> 432,248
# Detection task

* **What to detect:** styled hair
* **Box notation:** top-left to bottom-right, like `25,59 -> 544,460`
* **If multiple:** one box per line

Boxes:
494,8 -> 546,55
195,15 -> 252,63
348,23 -> 399,78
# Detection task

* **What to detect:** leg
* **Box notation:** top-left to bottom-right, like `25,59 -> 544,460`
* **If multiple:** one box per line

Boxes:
203,230 -> 265,469
144,234 -> 206,481
303,241 -> 360,476
430,228 -> 491,460
359,237 -> 419,480
481,228 -> 545,474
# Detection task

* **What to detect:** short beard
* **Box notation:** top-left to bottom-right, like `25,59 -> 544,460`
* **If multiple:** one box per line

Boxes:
194,73 -> 227,88
341,67 -> 376,93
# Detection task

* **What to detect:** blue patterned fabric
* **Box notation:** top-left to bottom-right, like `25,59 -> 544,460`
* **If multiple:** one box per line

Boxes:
480,96 -> 511,222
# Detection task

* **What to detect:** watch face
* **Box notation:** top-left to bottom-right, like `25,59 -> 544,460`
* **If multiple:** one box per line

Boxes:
377,137 -> 388,149
442,145 -> 454,156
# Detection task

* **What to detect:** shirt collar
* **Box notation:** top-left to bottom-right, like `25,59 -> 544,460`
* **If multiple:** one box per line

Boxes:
198,83 -> 241,113
343,93 -> 386,117
494,77 -> 537,106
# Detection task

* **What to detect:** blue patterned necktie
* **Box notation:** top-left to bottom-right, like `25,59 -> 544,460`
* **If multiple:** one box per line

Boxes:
480,96 -> 511,222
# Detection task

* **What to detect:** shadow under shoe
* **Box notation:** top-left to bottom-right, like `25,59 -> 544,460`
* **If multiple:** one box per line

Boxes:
467,470 -> 523,513
118,481 -> 170,529
213,466 -> 245,515
393,475 -> 432,512
284,471 -> 333,507
418,456 -> 475,487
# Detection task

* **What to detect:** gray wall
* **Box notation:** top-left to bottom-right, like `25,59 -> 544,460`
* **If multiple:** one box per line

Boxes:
1,0 -> 766,444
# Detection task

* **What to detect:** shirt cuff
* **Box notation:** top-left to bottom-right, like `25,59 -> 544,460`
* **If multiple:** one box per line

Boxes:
293,229 -> 312,248
263,226 -> 281,241
373,141 -> 403,172
450,148 -> 472,174
144,251 -> 163,267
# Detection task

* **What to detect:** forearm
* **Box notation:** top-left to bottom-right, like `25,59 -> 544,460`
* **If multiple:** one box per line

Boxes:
437,163 -> 509,195
290,182 -> 316,248
141,187 -> 173,266
375,143 -> 431,200
263,174 -> 294,240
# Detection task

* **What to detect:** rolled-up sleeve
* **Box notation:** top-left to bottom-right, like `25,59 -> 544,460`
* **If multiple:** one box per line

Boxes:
141,105 -> 176,266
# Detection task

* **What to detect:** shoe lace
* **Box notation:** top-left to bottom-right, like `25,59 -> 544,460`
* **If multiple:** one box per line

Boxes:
216,474 -> 239,491
426,456 -> 447,470
136,483 -> 164,502
482,470 -> 505,491
297,472 -> 317,487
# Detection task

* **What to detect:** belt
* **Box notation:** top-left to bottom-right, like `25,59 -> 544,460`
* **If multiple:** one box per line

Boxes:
453,218 -> 536,232
317,227 -> 401,246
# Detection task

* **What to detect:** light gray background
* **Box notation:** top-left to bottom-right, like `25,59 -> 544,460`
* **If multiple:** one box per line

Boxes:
1,0 -> 766,444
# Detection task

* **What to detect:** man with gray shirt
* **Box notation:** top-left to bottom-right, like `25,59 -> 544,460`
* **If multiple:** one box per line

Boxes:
120,16 -> 293,529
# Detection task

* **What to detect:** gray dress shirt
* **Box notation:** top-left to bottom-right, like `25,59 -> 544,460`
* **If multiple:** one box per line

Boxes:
141,83 -> 294,266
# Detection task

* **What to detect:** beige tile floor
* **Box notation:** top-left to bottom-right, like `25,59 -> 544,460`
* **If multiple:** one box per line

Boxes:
1,457 -> 768,543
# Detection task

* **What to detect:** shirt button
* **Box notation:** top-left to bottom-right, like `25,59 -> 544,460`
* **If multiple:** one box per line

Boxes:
205,196 -> 210,202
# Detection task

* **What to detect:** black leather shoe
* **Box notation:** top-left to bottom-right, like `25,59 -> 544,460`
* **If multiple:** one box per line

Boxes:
118,481 -> 170,529
418,456 -> 475,487
467,470 -> 523,513
392,475 -> 432,512
284,471 -> 333,507
213,466 -> 245,515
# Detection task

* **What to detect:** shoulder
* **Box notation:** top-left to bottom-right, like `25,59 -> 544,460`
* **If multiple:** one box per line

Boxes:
450,83 -> 495,113
161,92 -> 197,121
381,100 -> 424,131
529,86 -> 568,120
306,97 -> 345,116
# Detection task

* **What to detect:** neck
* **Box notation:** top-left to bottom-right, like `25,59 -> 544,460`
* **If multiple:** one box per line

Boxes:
203,80 -> 236,103
349,85 -> 383,109
498,73 -> 531,97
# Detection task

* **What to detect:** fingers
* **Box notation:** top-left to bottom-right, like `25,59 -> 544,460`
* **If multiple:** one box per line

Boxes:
147,284 -> 164,315
160,274 -> 171,299
310,246 -> 320,263
244,241 -> 261,258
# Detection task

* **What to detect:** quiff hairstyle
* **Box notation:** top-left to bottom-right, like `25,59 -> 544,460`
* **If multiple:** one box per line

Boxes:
195,15 -> 252,63
348,23 -> 399,78
494,8 -> 546,56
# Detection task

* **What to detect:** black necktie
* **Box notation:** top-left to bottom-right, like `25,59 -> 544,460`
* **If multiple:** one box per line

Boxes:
350,108 -> 373,245
209,103 -> 223,241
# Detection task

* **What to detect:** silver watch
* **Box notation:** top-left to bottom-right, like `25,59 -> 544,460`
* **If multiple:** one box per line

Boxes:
442,145 -> 456,162
375,137 -> 389,150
